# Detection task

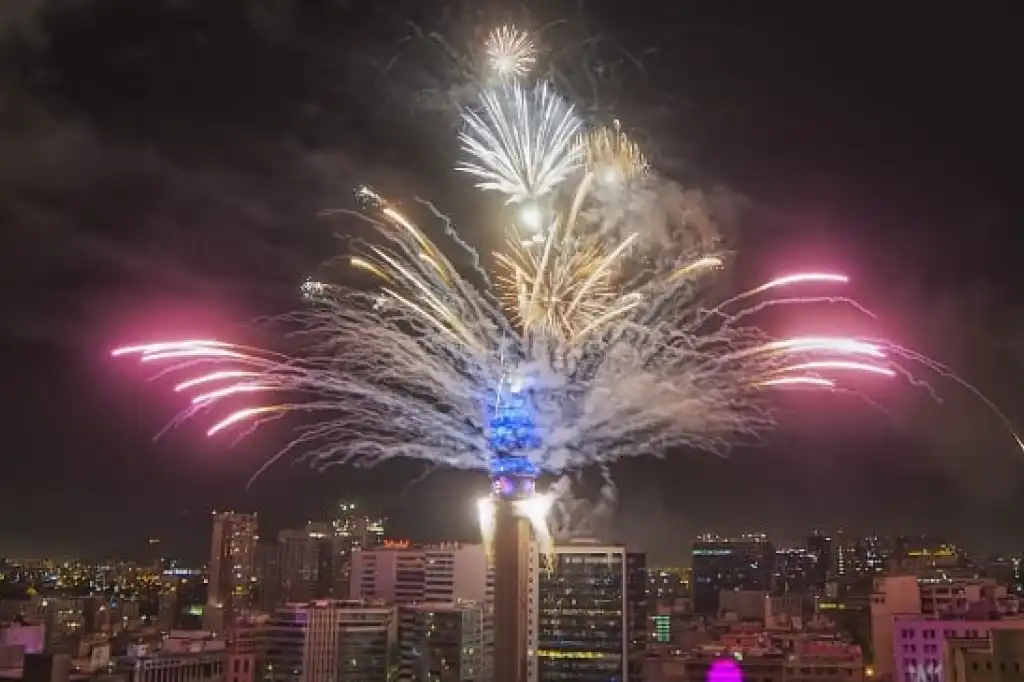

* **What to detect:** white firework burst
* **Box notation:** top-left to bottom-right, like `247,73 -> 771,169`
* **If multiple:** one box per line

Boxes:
458,81 -> 583,204
484,25 -> 537,80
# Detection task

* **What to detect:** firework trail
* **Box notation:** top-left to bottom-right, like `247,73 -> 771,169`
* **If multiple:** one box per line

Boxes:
111,17 -> 1022,491
458,80 -> 583,206
116,174 -> 1019,484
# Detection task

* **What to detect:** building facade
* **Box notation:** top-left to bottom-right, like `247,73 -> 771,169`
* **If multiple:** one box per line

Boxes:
532,540 -> 646,682
259,600 -> 396,682
206,512 -> 258,631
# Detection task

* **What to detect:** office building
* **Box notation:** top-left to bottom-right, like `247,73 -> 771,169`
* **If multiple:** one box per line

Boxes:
400,602 -> 486,682
278,523 -> 348,603
691,534 -> 775,615
349,543 -> 490,605
259,600 -> 396,682
532,540 -> 646,682
205,512 -> 258,631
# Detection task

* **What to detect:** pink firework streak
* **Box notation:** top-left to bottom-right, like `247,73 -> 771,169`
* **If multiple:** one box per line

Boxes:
111,264 -> 1024,480
776,360 -> 896,377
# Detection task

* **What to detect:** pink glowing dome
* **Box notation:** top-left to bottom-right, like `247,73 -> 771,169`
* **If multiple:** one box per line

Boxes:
708,658 -> 742,682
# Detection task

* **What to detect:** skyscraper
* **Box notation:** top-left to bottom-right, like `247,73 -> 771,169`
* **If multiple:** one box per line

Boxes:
691,533 -> 775,615
278,523 -> 347,603
532,540 -> 647,682
205,511 -> 258,631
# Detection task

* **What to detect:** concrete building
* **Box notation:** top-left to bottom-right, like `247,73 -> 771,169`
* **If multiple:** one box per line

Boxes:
205,512 -> 258,631
0,625 -> 45,654
947,628 -> 1024,682
872,576 -> 925,680
349,543 -> 490,605
114,647 -> 225,682
719,590 -> 768,621
893,615 -> 1024,682
873,575 -> 1020,681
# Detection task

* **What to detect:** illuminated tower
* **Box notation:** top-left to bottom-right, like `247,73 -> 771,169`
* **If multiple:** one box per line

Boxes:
480,380 -> 551,682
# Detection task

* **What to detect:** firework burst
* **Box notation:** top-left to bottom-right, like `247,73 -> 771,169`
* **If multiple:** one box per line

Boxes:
114,176 -> 1024,484
458,81 -> 583,204
484,25 -> 537,80
111,20 -> 1023,493
581,120 -> 649,187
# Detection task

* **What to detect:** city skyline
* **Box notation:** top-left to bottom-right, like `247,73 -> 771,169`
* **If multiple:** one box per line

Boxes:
4,520 -> 1020,570
2,2 -> 1023,557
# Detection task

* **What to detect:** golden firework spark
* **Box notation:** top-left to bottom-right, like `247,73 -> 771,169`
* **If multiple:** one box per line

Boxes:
580,120 -> 649,186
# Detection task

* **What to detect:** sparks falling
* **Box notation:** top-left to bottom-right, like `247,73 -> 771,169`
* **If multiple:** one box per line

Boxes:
112,178 -> 1022,481
111,22 -> 1023,498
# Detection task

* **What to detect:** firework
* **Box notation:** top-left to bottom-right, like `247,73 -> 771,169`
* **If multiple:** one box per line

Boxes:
484,25 -> 537,80
112,28 -> 1023,488
580,120 -> 649,186
458,81 -> 583,204
115,181 -> 1024,483
493,176 -> 639,340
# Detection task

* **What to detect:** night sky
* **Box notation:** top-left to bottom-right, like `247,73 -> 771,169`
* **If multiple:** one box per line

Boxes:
1,1 -> 1022,564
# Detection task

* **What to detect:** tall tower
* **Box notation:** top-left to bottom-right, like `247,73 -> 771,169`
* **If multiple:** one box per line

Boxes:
490,457 -> 537,682
206,511 -> 258,630
480,371 -> 551,682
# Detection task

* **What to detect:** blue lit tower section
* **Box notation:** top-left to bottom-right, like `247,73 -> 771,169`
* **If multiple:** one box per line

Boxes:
484,384 -> 542,682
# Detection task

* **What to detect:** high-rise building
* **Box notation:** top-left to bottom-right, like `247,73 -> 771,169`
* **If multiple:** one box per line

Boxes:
331,502 -> 386,551
399,602 -> 486,682
532,540 -> 647,682
350,543 -> 493,681
691,533 -> 775,615
277,523 -> 348,603
260,600 -> 396,682
206,512 -> 258,631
